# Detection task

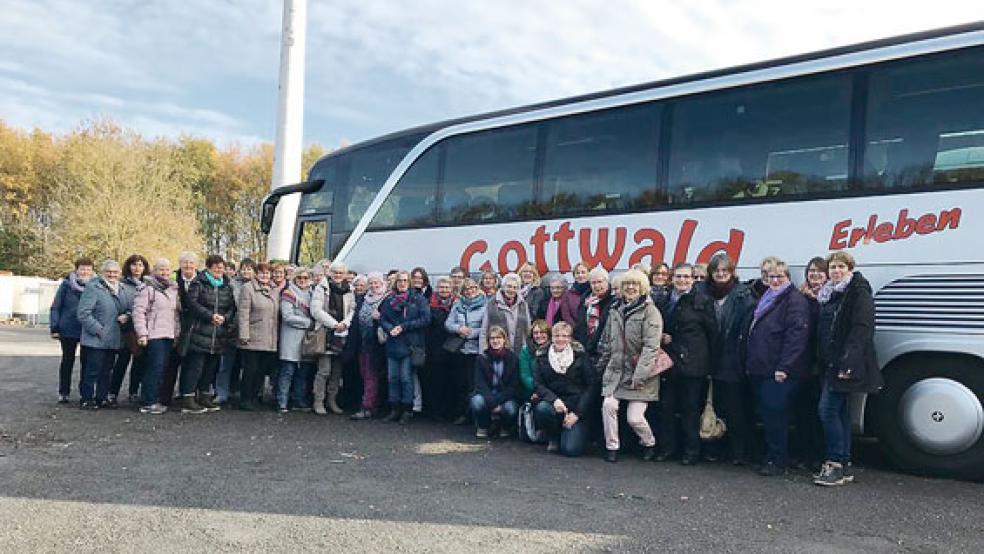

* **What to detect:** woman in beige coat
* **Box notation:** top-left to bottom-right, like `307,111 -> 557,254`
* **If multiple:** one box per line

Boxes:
596,269 -> 663,463
310,260 -> 356,415
237,262 -> 279,411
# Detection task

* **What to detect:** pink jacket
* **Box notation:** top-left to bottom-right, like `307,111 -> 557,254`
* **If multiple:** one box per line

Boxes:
132,280 -> 180,340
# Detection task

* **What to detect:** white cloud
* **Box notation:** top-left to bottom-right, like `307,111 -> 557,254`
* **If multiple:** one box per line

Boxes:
1,0 -> 982,148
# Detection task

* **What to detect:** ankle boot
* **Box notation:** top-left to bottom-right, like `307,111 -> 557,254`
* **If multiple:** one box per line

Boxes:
383,405 -> 402,422
327,392 -> 343,415
313,399 -> 327,415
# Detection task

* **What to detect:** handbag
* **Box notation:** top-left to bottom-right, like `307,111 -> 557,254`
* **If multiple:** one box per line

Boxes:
376,326 -> 388,345
326,331 -> 347,355
699,378 -> 727,440
123,329 -> 144,357
410,345 -> 427,368
651,348 -> 674,378
442,335 -> 465,353
517,402 -> 546,444
301,327 -> 327,358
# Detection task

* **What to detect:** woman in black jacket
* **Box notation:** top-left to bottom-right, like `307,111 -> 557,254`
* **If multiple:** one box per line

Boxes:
379,270 -> 431,425
705,253 -> 756,465
179,254 -> 237,414
743,259 -> 811,476
423,277 -> 457,420
814,251 -> 882,486
469,325 -> 521,438
534,322 -> 595,457
658,263 -> 718,465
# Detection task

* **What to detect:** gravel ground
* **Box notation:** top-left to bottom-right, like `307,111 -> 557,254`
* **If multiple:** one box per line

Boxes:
1,326 -> 982,553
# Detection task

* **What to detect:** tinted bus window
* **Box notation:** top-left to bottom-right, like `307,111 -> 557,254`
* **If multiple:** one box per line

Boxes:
299,159 -> 338,215
368,146 -> 440,230
863,47 -> 984,191
668,74 -> 851,204
540,103 -> 662,216
333,135 -> 424,232
440,125 -> 538,225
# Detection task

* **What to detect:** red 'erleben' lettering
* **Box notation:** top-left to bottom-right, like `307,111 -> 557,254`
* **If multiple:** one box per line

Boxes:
828,207 -> 962,252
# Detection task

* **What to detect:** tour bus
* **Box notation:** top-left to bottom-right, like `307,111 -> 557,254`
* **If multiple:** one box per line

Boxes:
261,22 -> 984,479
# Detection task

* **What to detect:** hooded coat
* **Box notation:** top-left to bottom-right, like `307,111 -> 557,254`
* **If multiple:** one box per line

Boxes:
596,296 -> 663,401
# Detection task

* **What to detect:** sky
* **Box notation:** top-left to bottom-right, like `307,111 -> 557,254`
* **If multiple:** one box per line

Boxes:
1,1 -> 982,150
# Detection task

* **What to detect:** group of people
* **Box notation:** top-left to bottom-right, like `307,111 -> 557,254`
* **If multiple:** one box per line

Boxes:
49,249 -> 881,487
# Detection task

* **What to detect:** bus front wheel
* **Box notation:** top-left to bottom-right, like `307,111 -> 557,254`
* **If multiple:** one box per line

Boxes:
873,355 -> 984,481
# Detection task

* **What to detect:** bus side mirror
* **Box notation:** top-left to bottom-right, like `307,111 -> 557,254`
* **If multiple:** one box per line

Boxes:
260,198 -> 278,234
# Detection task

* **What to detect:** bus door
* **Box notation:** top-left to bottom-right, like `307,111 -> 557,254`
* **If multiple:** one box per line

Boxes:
293,215 -> 331,267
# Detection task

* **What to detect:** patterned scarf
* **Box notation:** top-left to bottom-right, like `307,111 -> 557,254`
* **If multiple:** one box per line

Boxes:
430,292 -> 456,312
584,293 -> 606,336
817,273 -> 853,305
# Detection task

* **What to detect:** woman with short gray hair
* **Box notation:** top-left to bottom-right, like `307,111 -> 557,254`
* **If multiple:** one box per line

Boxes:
131,258 -> 180,415
77,260 -> 127,409
311,260 -> 356,415
479,273 -> 531,354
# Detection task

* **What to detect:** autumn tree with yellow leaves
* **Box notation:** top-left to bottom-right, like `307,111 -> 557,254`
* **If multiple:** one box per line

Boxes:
0,119 -> 326,278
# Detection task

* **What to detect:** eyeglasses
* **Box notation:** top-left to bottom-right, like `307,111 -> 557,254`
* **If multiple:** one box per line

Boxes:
296,276 -> 310,280
672,274 -> 693,280
766,274 -> 785,281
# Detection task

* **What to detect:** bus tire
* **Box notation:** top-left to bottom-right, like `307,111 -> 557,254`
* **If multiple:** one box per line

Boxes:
873,354 -> 984,481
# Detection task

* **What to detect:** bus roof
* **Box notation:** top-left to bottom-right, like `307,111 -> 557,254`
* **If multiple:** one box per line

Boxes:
315,20 -> 984,164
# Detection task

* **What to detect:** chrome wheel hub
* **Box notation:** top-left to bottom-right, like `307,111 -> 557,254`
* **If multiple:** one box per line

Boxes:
899,377 -> 983,455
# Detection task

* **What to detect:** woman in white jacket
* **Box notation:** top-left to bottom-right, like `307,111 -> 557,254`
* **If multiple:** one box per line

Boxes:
310,261 -> 356,415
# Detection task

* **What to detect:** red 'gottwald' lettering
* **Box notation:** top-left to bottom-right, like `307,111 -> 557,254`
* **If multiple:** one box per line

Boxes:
828,208 -> 961,250
460,220 -> 746,275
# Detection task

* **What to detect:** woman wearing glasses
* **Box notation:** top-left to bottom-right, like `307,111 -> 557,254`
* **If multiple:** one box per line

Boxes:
704,253 -> 757,465
379,270 -> 431,425
444,278 -> 488,424
277,267 -> 316,413
657,263 -> 718,465
743,258 -> 811,476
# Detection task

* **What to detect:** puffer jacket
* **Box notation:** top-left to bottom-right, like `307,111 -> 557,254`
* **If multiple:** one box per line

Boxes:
817,272 -> 882,394
742,285 -> 811,378
50,273 -> 87,339
379,290 -> 431,360
534,341 -> 596,417
597,296 -> 663,401
279,283 -> 314,362
662,289 -> 718,379
237,280 -> 279,352
444,295 -> 487,355
132,277 -> 180,341
185,271 -> 237,355
77,277 -> 127,350
479,290 -> 531,353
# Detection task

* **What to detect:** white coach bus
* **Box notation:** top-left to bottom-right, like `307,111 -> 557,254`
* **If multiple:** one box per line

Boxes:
262,23 -> 984,478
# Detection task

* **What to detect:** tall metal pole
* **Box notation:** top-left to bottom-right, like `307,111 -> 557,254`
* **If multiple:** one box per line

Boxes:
267,0 -> 307,261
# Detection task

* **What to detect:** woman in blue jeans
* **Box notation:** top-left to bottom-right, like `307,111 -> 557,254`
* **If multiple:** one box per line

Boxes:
470,325 -> 521,438
379,270 -> 431,425
533,321 -> 594,456
277,268 -> 317,413
814,251 -> 881,486
742,258 -> 811,476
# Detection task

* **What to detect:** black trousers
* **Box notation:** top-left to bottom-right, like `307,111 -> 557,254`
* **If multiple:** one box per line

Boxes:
240,350 -> 278,406
713,378 -> 753,462
792,375 -> 825,465
659,374 -> 705,458
58,337 -> 86,397
450,353 -> 477,420
110,348 -> 147,397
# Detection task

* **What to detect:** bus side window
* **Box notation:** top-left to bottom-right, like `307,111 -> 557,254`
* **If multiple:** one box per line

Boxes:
668,73 -> 851,204
863,46 -> 984,191
440,124 -> 537,225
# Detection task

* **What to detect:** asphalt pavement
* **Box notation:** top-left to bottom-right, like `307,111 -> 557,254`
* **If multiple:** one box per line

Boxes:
0,326 -> 981,553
